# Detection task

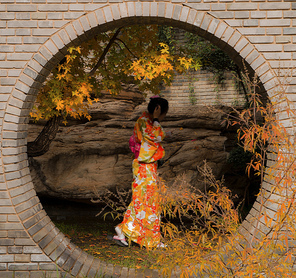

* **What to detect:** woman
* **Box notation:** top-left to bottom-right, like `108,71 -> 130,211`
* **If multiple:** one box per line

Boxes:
108,96 -> 168,248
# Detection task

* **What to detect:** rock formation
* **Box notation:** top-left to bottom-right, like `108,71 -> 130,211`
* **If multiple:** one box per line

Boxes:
28,91 -> 251,204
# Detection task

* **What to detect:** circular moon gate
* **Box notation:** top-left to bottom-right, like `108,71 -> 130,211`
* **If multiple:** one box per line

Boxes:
1,2 -> 295,277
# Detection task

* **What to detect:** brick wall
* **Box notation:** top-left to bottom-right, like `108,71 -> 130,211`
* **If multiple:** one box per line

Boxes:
162,28 -> 246,107
163,70 -> 246,107
0,1 -> 296,276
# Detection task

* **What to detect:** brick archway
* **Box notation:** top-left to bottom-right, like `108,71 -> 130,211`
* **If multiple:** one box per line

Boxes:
1,2 -> 295,277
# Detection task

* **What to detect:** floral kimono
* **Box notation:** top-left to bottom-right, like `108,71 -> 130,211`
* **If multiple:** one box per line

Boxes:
118,111 -> 166,248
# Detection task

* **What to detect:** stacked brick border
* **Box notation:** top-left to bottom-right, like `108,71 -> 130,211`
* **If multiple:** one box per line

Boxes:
1,1 -> 296,277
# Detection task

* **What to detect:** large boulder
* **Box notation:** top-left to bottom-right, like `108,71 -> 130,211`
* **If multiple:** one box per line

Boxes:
28,97 -> 248,202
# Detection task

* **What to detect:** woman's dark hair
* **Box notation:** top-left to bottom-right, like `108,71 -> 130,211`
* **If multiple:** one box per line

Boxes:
148,97 -> 169,115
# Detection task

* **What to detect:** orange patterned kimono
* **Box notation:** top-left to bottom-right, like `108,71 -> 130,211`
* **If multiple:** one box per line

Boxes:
118,111 -> 166,248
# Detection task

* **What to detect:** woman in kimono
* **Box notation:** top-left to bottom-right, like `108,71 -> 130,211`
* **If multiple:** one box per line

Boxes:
108,96 -> 168,248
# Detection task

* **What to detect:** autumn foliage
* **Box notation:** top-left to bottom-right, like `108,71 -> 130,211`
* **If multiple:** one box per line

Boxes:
30,26 -> 199,125
30,47 -> 95,123
94,70 -> 296,277
31,23 -> 296,276
156,71 -> 296,277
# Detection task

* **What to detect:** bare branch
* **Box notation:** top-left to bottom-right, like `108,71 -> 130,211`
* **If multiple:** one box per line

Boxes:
89,27 -> 122,76
114,38 -> 139,59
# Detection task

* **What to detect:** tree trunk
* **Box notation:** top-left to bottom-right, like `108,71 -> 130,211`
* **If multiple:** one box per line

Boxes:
27,116 -> 61,157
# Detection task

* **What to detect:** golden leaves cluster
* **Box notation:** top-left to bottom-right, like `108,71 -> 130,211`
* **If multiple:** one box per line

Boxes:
30,47 -> 98,124
156,164 -> 240,277
192,70 -> 296,278
130,42 -> 200,91
31,26 -> 201,124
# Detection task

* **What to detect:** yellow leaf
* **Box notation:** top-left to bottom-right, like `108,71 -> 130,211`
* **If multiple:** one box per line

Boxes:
56,99 -> 64,110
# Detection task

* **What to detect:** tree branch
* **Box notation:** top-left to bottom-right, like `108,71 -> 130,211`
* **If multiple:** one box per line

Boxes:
89,28 -> 122,77
114,38 -> 139,59
236,66 -> 249,103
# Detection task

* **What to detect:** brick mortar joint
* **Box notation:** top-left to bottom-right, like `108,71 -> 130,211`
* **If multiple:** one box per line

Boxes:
1,2 -> 296,275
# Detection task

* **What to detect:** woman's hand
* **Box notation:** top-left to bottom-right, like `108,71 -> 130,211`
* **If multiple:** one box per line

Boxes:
153,105 -> 161,119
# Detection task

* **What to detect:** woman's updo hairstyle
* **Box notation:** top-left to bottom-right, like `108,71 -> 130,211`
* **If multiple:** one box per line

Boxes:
148,96 -> 169,115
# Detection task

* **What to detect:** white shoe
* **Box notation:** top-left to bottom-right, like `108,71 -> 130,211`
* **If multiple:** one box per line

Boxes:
115,226 -> 125,238
107,235 -> 128,247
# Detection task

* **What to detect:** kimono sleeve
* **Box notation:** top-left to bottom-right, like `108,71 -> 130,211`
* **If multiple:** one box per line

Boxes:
137,117 -> 166,163
142,120 -> 165,146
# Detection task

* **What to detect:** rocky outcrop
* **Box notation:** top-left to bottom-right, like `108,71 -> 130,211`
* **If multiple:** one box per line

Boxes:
28,93 -> 249,203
